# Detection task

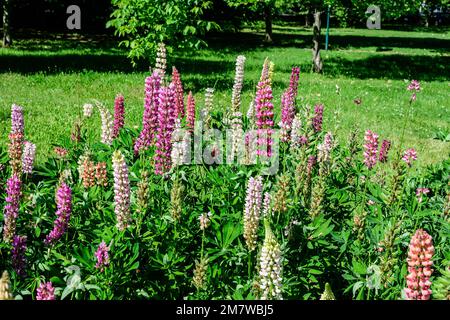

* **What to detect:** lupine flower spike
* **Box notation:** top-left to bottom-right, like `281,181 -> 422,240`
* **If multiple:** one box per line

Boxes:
407,80 -> 421,102
112,150 -> 131,230
259,220 -> 282,300
172,67 -> 185,118
155,42 -> 167,78
243,176 -> 263,251
154,84 -> 177,175
405,229 -> 434,300
11,235 -> 27,276
231,55 -> 246,113
95,241 -> 110,271
9,104 -> 24,175
2,174 -> 22,243
186,91 -> 196,132
36,282 -> 55,300
97,102 -> 114,145
320,283 -> 336,300
0,271 -> 13,300
134,71 -> 161,154
112,94 -> 125,138
363,130 -> 379,169
378,139 -> 391,163
402,148 -> 417,167
45,183 -> 72,244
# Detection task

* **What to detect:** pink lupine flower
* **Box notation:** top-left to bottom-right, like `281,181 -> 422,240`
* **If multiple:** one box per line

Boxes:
312,104 -> 324,133
363,130 -> 379,169
95,241 -> 110,271
11,235 -> 27,276
154,84 -> 177,175
402,148 -> 417,167
255,79 -> 274,157
36,282 -> 55,300
289,67 -> 300,99
262,192 -> 272,217
134,71 -> 161,155
243,176 -> 263,251
54,147 -> 68,158
186,91 -> 196,132
416,188 -> 430,203
112,150 -> 131,230
112,94 -> 125,138
199,212 -> 212,231
2,174 -> 22,243
407,80 -> 421,101
378,139 -> 391,163
45,183 -> 72,245
279,89 -> 295,142
22,141 -> 36,174
405,229 -> 434,300
172,67 -> 185,118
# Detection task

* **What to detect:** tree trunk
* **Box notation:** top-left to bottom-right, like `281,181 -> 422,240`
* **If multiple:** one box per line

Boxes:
2,0 -> 12,47
264,4 -> 273,43
312,10 -> 322,73
305,9 -> 311,27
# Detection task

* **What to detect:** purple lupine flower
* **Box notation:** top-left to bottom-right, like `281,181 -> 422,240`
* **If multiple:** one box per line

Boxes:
95,241 -> 110,271
112,94 -> 125,138
255,79 -> 274,157
312,104 -> 324,133
231,55 -> 246,112
378,139 -> 391,163
112,150 -> 131,230
2,174 -> 22,243
416,188 -> 430,203
36,282 -> 55,300
11,104 -> 24,135
172,67 -> 185,118
22,141 -> 36,174
11,235 -> 27,277
279,89 -> 295,142
154,84 -> 177,175
363,130 -> 379,169
186,91 -> 195,132
402,148 -> 417,167
134,71 -> 161,155
45,183 -> 72,245
407,80 -> 421,101
243,176 -> 263,251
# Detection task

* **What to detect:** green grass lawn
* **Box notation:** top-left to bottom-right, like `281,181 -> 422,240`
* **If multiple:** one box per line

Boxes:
0,26 -> 449,165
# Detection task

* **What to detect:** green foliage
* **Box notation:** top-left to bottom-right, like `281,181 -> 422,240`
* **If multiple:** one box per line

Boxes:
107,0 -> 219,64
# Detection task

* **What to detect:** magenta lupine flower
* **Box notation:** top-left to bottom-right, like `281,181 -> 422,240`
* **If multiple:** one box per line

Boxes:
172,67 -> 185,118
289,67 -> 300,98
22,141 -> 36,174
11,235 -> 27,276
405,229 -> 434,300
312,104 -> 324,133
2,174 -> 22,243
279,89 -> 295,142
154,84 -> 177,175
112,94 -> 125,138
95,241 -> 110,271
363,130 -> 379,169
402,148 -> 417,167
186,91 -> 195,132
134,71 -> 161,155
11,104 -> 24,135
243,176 -> 263,251
255,79 -> 274,157
407,80 -> 421,101
378,139 -> 391,163
112,150 -> 131,230
45,183 -> 72,245
36,282 -> 55,300
416,188 -> 430,203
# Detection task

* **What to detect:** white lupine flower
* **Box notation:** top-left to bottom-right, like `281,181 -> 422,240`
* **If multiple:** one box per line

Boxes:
243,176 -> 263,251
83,104 -> 94,118
97,103 -> 114,145
22,141 -> 36,174
231,55 -> 246,113
155,43 -> 167,77
259,221 -> 282,300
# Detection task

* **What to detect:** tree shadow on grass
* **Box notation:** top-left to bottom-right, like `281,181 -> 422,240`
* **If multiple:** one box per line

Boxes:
325,54 -> 450,81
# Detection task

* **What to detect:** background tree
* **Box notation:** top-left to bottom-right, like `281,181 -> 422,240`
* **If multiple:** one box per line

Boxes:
107,0 -> 218,64
2,0 -> 12,46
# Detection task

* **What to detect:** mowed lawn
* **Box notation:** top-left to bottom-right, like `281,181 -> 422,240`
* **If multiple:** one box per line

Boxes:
0,26 -> 449,165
